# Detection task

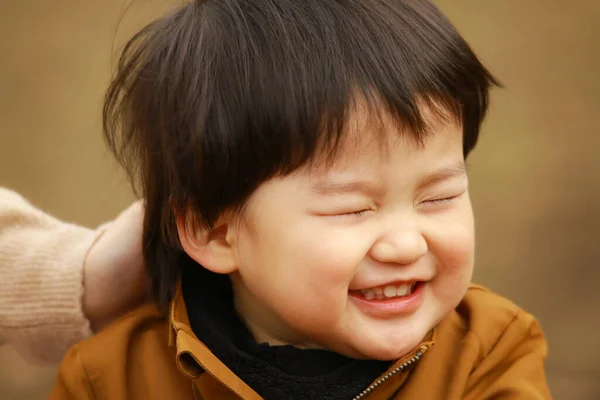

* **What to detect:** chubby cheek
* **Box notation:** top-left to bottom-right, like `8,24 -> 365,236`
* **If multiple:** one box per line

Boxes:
237,218 -> 361,323
429,212 -> 475,305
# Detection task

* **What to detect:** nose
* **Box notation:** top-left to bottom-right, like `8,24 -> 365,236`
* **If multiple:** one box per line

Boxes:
369,226 -> 428,265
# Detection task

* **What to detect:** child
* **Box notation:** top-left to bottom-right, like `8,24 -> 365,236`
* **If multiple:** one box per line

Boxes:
51,0 -> 551,398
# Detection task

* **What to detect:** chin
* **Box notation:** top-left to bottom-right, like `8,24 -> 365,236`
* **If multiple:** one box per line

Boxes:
334,334 -> 424,361
357,324 -> 432,361
367,342 -> 420,361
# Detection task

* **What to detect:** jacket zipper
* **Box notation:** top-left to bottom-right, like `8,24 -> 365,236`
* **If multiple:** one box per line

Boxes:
351,345 -> 429,400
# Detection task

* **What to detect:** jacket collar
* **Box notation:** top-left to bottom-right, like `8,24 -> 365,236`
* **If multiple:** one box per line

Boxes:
168,280 -> 436,399
168,281 -> 262,399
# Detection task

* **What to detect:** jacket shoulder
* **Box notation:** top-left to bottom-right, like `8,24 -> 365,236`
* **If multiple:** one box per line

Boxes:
50,304 -> 174,399
79,303 -> 167,352
452,284 -> 541,359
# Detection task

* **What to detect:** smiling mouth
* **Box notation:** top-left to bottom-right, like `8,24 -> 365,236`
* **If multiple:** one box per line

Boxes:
350,282 -> 420,300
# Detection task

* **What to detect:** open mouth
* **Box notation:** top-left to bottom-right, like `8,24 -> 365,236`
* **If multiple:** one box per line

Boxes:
350,282 -> 422,301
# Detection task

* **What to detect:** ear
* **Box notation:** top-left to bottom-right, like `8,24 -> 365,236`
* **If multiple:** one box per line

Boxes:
176,213 -> 238,275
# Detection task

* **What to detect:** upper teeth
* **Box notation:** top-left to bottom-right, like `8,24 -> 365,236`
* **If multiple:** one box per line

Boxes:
361,283 -> 414,300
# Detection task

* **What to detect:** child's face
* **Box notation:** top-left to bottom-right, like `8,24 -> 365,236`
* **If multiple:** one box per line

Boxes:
228,105 -> 474,361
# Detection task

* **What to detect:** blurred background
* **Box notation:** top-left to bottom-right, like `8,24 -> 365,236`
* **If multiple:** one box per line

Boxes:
0,0 -> 598,398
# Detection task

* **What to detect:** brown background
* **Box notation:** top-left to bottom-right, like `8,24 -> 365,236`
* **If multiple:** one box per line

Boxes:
0,0 -> 598,398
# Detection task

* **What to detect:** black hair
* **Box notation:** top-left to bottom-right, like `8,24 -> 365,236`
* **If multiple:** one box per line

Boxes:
103,0 -> 499,308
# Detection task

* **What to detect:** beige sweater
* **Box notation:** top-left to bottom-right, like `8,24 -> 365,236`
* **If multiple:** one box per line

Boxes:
0,188 -> 104,364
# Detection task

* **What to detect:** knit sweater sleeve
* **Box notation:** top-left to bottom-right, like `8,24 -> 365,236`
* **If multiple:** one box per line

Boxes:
0,188 -> 106,365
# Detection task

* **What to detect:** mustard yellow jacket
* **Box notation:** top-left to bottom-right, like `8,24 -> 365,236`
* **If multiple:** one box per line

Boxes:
50,284 -> 551,399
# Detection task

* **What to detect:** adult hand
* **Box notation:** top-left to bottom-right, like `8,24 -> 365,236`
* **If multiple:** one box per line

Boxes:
82,201 -> 149,332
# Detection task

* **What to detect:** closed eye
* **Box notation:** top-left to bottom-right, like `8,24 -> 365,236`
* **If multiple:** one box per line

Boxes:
314,208 -> 373,218
322,209 -> 373,218
426,197 -> 455,205
421,194 -> 461,208
347,209 -> 371,218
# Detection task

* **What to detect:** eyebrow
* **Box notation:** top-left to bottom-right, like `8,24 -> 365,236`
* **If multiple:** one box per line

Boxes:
310,161 -> 467,197
310,179 -> 383,197
417,161 -> 467,190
